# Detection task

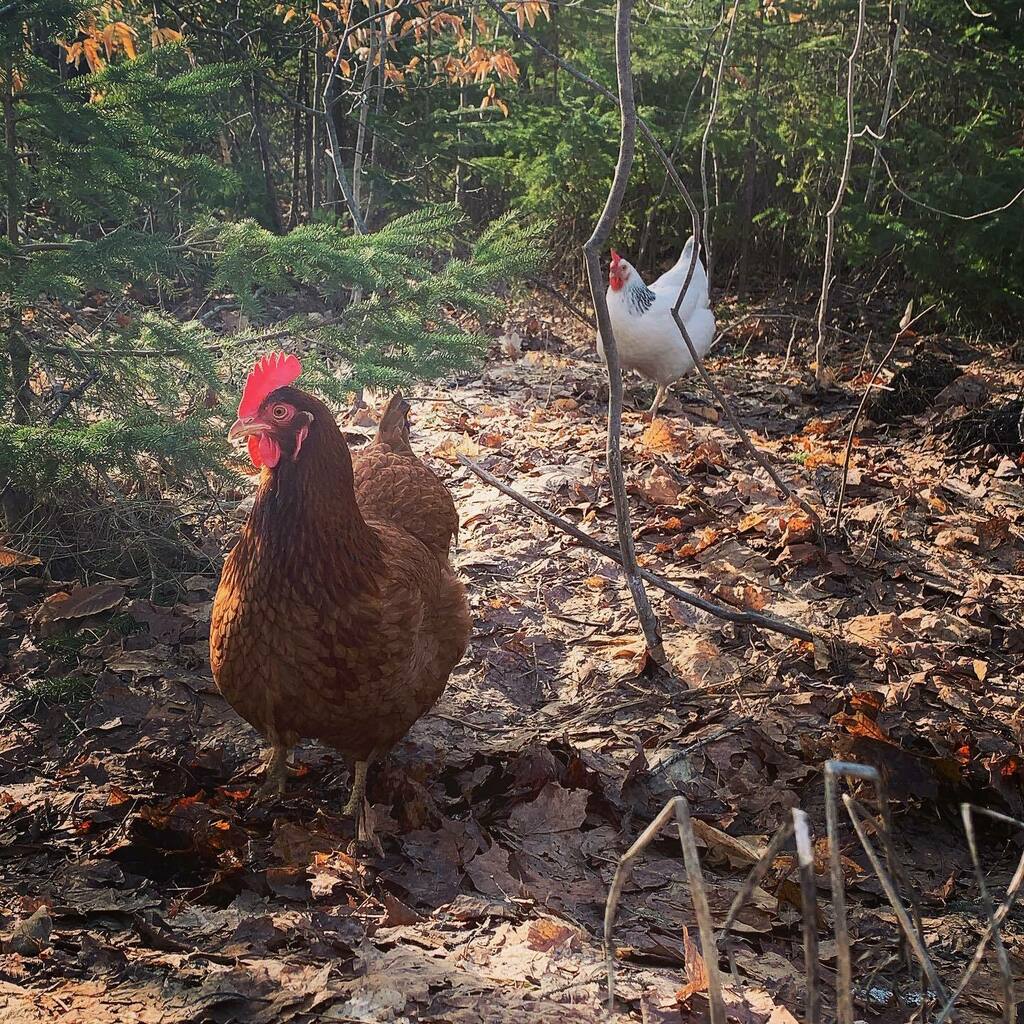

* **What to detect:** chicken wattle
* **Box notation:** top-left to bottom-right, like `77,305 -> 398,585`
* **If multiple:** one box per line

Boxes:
596,238 -> 716,417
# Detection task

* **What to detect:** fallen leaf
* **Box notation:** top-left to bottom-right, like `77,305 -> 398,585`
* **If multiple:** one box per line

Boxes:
4,907 -> 52,956
675,927 -> 709,1004
634,466 -> 681,506
642,418 -> 681,454
0,544 -> 41,568
526,918 -> 579,952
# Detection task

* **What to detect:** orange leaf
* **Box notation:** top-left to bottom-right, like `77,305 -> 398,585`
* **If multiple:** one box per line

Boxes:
675,927 -> 709,1005
834,711 -> 891,743
0,544 -> 41,569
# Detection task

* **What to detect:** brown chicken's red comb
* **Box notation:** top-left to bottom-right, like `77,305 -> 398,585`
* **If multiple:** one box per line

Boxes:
238,352 -> 303,417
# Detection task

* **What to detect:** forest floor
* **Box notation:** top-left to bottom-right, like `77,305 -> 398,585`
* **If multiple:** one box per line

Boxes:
2,289 -> 1024,1023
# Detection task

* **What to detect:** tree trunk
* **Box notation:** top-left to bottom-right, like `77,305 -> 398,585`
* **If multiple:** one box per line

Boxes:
289,50 -> 308,228
311,5 -> 325,212
737,15 -> 765,299
3,50 -> 30,525
352,0 -> 377,216
304,46 -> 314,213
249,75 -> 284,233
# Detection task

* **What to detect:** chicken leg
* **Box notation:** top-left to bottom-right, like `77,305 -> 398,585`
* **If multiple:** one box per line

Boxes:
342,759 -> 373,841
256,743 -> 290,800
342,759 -> 369,818
646,383 -> 669,420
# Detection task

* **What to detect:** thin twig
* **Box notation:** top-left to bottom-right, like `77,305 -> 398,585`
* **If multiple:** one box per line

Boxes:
699,0 -> 742,280
458,454 -> 820,644
961,803 -> 1014,1024
864,0 -> 909,209
581,0 -> 663,660
794,808 -> 820,1024
844,793 -> 948,1003
813,0 -> 867,387
604,797 -> 726,1024
528,277 -> 595,329
934,805 -> 1024,1024
46,370 -> 100,425
875,148 -> 1024,221
833,304 -> 934,532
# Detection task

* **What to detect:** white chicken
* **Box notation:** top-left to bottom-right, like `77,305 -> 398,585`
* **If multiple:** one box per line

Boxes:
596,238 -> 716,418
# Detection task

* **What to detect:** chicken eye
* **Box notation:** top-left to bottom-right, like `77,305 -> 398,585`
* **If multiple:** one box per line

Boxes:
271,404 -> 290,421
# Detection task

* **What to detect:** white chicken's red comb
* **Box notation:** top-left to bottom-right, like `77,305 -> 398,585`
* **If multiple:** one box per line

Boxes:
238,352 -> 302,418
610,249 -> 621,267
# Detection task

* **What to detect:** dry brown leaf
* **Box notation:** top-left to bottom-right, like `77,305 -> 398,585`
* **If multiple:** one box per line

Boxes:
635,466 -> 681,506
526,919 -> 578,952
432,435 -> 481,464
714,582 -> 769,612
779,511 -> 815,545
834,711 -> 892,743
33,583 -> 126,635
691,818 -> 762,868
847,612 -> 904,647
0,544 -> 41,568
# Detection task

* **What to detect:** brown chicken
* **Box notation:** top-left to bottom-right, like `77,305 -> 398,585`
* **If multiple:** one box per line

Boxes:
210,353 -> 470,825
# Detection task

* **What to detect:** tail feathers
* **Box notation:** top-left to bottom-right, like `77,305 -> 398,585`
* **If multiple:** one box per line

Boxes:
375,392 -> 414,455
651,238 -> 710,308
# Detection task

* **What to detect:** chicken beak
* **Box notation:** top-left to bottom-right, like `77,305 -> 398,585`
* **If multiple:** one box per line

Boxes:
228,416 -> 265,441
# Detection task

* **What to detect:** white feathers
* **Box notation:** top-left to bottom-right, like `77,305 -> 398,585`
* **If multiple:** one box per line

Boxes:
596,238 -> 716,415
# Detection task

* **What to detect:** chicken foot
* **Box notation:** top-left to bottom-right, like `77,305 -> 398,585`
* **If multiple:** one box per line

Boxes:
256,743 -> 290,800
341,759 -> 376,842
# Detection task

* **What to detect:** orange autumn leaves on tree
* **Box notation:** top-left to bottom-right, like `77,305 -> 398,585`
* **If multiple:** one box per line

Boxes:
277,0 -> 544,115
61,8 -> 183,73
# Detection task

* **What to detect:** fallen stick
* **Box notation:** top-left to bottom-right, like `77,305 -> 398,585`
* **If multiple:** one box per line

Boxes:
458,454 -> 821,645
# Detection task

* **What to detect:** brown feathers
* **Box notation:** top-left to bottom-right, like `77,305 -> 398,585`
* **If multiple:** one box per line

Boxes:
210,386 -> 469,769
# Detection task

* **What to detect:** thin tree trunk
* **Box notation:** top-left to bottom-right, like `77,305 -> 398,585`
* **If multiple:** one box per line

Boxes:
864,0 -> 908,210
352,0 -> 377,215
583,0 -> 664,663
363,19 -> 387,224
303,46 -> 314,212
737,12 -> 765,298
814,0 -> 867,387
3,52 -> 30,526
699,0 -> 741,284
249,75 -> 284,233
323,47 -> 368,234
3,53 -> 28,426
311,5 -> 324,212
289,50 -> 307,228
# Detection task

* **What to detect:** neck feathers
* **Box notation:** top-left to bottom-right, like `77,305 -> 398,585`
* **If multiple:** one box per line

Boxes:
628,279 -> 656,315
247,406 -> 381,588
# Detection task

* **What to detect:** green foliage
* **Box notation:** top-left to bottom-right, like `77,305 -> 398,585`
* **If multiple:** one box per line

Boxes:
25,674 -> 95,707
213,205 -> 549,391
0,3 -> 549,579
468,0 -> 1024,319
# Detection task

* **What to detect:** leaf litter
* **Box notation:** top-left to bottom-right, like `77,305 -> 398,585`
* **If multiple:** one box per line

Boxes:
2,292 -> 1024,1021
